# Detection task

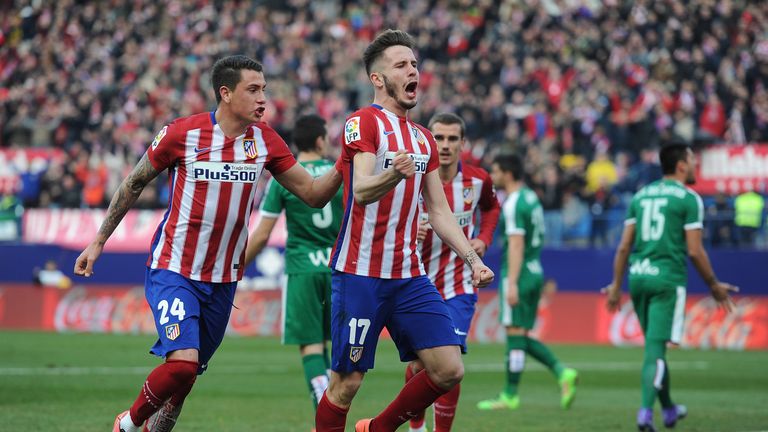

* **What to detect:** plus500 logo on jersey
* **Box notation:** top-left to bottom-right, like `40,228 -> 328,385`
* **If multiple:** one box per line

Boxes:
191,161 -> 262,183
382,152 -> 429,174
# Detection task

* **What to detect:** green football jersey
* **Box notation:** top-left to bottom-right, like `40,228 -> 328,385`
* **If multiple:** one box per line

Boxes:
626,178 -> 704,287
259,159 -> 343,274
499,187 -> 545,278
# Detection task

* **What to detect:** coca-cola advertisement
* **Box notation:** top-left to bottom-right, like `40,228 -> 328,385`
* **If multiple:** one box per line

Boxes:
2,284 -> 767,350
693,144 -> 768,195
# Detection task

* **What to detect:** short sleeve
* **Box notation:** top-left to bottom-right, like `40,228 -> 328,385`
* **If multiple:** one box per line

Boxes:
684,191 -> 704,230
503,193 -> 525,236
147,123 -> 182,171
625,198 -> 637,226
343,112 -> 378,155
259,178 -> 283,218
262,127 -> 297,176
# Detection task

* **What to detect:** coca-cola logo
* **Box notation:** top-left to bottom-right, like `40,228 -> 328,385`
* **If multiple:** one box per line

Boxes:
609,297 -> 763,350
227,291 -> 282,336
54,287 -> 118,332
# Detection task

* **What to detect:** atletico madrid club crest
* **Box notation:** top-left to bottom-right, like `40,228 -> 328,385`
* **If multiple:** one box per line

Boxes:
243,138 -> 258,159
165,323 -> 180,340
463,186 -> 474,204
349,346 -> 364,363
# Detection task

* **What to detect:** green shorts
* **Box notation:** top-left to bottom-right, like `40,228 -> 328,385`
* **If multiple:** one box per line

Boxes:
629,278 -> 687,344
499,271 -> 544,330
282,272 -> 332,345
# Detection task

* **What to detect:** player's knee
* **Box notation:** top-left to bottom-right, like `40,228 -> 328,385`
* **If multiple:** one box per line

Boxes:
408,360 -> 425,375
429,360 -> 464,390
166,360 -> 199,386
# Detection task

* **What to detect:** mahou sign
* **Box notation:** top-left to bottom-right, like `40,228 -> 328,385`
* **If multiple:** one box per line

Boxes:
694,144 -> 768,195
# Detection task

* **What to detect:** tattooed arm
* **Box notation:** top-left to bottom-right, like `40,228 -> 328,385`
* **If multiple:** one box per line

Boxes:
74,153 -> 160,277
421,170 -> 495,287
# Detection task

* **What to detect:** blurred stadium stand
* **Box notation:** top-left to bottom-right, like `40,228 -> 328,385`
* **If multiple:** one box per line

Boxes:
1,0 -> 766,251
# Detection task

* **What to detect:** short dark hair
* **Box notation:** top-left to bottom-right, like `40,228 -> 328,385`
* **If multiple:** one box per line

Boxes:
428,112 -> 465,138
293,114 -> 327,153
494,153 -> 524,181
659,144 -> 690,175
363,29 -> 416,74
211,55 -> 263,103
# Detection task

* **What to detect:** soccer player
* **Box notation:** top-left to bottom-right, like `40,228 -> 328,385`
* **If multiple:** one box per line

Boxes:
313,30 -> 494,432
405,112 -> 500,432
603,143 -> 738,432
244,114 -> 343,424
73,55 -> 342,432
478,153 -> 578,411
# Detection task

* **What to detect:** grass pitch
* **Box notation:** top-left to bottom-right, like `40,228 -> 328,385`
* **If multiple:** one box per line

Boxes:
1,331 -> 766,431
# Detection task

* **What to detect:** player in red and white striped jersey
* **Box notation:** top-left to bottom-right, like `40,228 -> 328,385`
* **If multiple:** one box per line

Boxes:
316,30 -> 494,432
405,113 -> 500,432
74,55 -> 342,432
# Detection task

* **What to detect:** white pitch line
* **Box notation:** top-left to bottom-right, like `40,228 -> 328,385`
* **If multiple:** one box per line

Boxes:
0,361 -> 709,376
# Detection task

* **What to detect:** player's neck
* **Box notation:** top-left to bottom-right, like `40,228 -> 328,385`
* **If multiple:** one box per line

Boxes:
297,151 -> 323,162
505,181 -> 523,194
214,108 -> 251,138
373,95 -> 408,117
438,163 -> 459,183
663,174 -> 685,184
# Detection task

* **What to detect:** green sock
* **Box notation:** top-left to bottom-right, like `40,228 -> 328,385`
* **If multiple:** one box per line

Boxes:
505,335 -> 527,396
302,354 -> 329,410
526,336 -> 565,379
657,358 -> 674,408
641,339 -> 667,409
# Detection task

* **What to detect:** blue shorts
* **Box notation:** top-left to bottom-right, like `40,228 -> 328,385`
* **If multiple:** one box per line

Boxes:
445,293 -> 477,354
330,271 -> 460,373
144,268 -> 236,375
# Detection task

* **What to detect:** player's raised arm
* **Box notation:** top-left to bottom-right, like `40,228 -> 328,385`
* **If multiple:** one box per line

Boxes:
74,152 -> 160,277
351,150 -> 415,205
603,222 -> 636,312
273,162 -> 342,208
422,169 -> 494,287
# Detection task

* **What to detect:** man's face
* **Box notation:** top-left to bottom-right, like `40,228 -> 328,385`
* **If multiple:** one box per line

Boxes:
224,69 -> 267,124
684,148 -> 697,185
431,122 -> 463,168
376,45 -> 419,110
490,162 -> 506,188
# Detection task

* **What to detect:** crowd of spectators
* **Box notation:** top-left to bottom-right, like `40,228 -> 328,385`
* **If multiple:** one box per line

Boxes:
1,0 -> 766,247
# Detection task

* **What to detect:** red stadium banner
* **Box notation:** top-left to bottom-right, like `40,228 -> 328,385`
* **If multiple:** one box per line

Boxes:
2,284 -> 767,350
22,209 -> 287,252
693,144 -> 768,195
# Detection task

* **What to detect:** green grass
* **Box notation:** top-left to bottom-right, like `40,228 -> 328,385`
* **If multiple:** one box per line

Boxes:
1,331 -> 767,431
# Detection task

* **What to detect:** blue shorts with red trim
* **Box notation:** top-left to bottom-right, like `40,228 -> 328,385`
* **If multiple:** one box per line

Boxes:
330,271 -> 460,373
144,268 -> 236,375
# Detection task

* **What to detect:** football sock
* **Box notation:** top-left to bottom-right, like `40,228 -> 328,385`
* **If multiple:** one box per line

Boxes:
119,412 -> 141,432
433,383 -> 460,432
505,335 -> 526,396
373,370 -> 447,432
526,336 -> 565,378
129,359 -> 198,426
657,357 -> 674,408
303,354 -> 330,410
315,391 -> 348,432
404,365 -> 426,430
641,339 -> 667,409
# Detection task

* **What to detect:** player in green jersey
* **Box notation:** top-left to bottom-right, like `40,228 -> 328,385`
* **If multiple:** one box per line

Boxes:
478,153 -> 578,412
244,114 -> 343,425
604,143 -> 738,432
